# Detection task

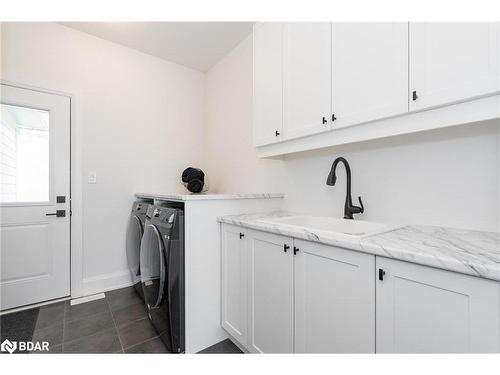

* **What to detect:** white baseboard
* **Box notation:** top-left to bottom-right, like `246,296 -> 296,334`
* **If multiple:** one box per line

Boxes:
224,332 -> 248,353
82,270 -> 134,297
70,293 -> 105,306
0,297 -> 70,316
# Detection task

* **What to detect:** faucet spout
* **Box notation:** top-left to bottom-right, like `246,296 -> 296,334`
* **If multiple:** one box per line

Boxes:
326,157 -> 364,219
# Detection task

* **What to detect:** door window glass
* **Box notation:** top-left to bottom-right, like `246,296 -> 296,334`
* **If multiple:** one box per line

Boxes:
0,103 -> 50,203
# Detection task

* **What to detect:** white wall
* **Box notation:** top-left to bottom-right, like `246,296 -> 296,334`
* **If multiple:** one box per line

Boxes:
1,22 -> 206,295
205,35 -> 500,232
283,124 -> 499,231
204,35 -> 288,193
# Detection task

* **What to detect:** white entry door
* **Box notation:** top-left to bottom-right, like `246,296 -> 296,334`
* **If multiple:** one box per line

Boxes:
0,84 -> 70,311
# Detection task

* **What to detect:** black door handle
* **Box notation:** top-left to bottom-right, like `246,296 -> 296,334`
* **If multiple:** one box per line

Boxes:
322,116 -> 327,124
46,210 -> 66,217
239,232 -> 245,239
283,244 -> 290,253
293,246 -> 299,255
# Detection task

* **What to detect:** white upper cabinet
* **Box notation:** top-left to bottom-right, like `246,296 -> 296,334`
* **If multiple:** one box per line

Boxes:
294,240 -> 375,353
410,22 -> 500,111
253,23 -> 284,146
376,257 -> 500,353
283,23 -> 332,140
331,23 -> 409,129
253,22 -> 500,156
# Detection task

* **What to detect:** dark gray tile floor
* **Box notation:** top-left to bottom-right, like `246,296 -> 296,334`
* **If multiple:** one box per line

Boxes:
197,339 -> 243,354
2,286 -> 244,354
0,308 -> 40,353
22,286 -> 166,353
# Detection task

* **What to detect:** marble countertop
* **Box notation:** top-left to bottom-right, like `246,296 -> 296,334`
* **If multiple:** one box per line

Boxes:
218,211 -> 500,282
135,192 -> 284,202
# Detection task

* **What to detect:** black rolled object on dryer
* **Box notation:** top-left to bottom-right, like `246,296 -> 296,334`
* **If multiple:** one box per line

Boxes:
181,167 -> 205,193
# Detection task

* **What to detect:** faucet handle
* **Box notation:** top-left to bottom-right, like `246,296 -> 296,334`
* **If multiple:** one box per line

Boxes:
357,196 -> 364,213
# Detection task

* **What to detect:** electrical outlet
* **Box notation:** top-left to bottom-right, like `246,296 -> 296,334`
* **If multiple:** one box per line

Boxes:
88,171 -> 97,184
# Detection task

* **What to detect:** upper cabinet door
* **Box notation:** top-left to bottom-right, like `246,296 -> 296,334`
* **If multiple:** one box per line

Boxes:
410,22 -> 500,111
331,23 -> 409,129
283,23 -> 332,140
253,23 -> 284,146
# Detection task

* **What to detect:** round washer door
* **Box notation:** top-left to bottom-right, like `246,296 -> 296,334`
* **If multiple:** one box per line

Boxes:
140,223 -> 166,309
126,215 -> 143,282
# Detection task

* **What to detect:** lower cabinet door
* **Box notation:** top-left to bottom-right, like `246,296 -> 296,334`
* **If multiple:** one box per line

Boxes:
376,257 -> 500,353
248,230 -> 294,353
221,224 -> 248,346
294,240 -> 375,353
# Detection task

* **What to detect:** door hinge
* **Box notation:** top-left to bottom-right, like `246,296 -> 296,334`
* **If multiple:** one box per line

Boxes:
378,268 -> 386,281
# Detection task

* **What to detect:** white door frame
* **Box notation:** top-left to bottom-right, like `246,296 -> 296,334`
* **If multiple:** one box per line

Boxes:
1,79 -> 84,301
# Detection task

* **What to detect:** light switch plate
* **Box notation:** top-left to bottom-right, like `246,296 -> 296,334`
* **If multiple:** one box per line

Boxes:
88,171 -> 97,184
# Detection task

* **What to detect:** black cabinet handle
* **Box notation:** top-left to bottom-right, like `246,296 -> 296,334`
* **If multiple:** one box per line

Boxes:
275,130 -> 280,137
322,116 -> 327,124
412,90 -> 418,101
293,246 -> 299,255
331,114 -> 337,122
239,232 -> 245,239
378,268 -> 386,281
283,244 -> 290,253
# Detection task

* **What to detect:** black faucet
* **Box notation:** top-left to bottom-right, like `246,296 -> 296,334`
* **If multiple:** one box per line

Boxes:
326,157 -> 364,220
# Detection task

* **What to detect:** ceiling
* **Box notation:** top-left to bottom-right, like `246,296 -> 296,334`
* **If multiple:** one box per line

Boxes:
60,22 -> 254,72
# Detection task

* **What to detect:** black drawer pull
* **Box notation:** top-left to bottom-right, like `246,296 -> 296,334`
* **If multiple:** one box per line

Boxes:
378,268 -> 386,281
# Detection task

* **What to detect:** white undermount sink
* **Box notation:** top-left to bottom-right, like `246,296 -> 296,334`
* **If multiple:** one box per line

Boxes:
257,215 -> 392,237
